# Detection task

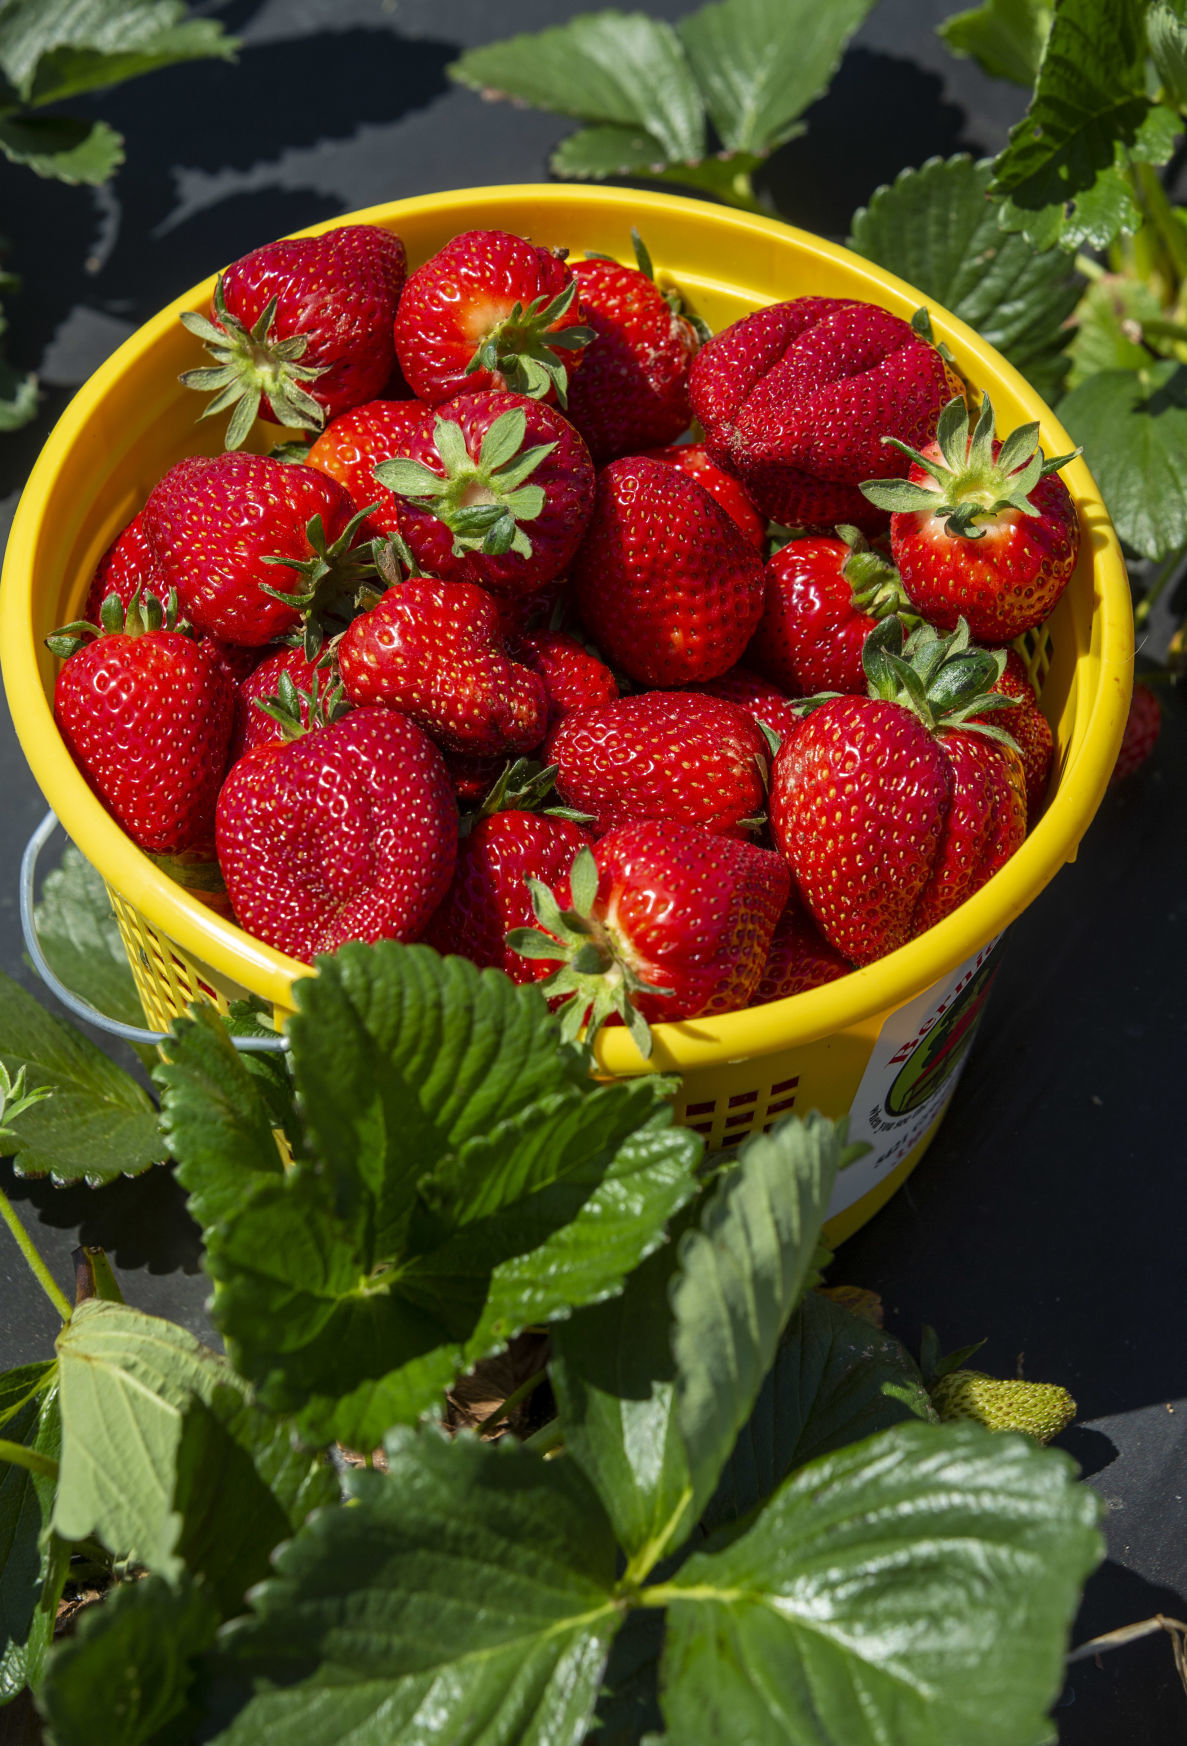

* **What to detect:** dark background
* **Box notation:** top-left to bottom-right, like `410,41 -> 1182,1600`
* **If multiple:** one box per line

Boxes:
0,3 -> 1184,1741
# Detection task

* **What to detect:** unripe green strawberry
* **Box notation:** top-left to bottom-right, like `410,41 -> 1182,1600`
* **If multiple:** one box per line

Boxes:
930,1370 -> 1076,1443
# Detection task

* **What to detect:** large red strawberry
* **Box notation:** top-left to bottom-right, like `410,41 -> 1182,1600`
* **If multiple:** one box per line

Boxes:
50,591 -> 234,856
749,902 -> 853,1006
425,809 -> 592,984
748,529 -> 913,696
375,394 -> 594,595
215,706 -> 457,961
229,644 -> 342,765
572,456 -> 765,685
974,650 -> 1053,821
548,691 -> 768,838
337,579 -> 548,756
394,229 -> 592,405
84,513 -> 166,622
507,823 -> 790,1055
304,397 -> 431,538
861,395 -> 1080,643
563,235 -> 699,461
142,452 -> 376,648
689,297 -> 957,532
769,618 -> 1027,965
1110,680 -> 1162,783
180,224 -> 407,448
510,629 -> 619,734
641,442 -> 766,551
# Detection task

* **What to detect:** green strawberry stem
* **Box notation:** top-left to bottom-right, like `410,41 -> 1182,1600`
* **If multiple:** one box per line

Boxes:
835,524 -> 919,623
0,1173 -> 71,1322
179,278 -> 326,450
859,393 -> 1080,539
461,279 -> 593,406
45,586 -> 182,659
506,846 -> 673,1059
860,617 -> 1021,750
472,758 -> 592,824
252,665 -> 350,741
0,1437 -> 59,1481
376,406 -> 557,562
259,506 -> 386,659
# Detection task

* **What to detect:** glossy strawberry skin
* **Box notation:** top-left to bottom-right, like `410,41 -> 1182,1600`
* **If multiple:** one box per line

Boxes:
229,645 -> 330,765
424,811 -> 593,982
1110,680 -> 1162,783
770,696 -> 1025,964
55,631 -> 234,855
890,446 -> 1079,643
217,225 -> 407,424
687,664 -> 802,744
84,513 -> 166,622
563,257 -> 698,461
215,706 -> 457,961
305,397 -> 430,538
689,298 -> 956,532
390,391 -> 595,595
588,821 -> 790,1021
510,629 -> 619,734
748,537 -> 878,696
572,456 -> 765,686
142,453 -> 360,646
975,650 -> 1052,820
749,902 -> 853,1005
641,442 -> 766,551
548,691 -> 767,839
337,580 -> 548,757
394,230 -> 585,404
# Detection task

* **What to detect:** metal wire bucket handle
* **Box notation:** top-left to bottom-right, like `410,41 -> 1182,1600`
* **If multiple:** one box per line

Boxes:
20,811 -> 289,1054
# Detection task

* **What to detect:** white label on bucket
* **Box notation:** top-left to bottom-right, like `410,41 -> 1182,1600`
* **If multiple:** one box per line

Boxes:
829,933 -> 1007,1217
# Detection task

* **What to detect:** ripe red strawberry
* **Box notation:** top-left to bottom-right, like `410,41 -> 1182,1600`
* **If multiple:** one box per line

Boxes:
974,650 -> 1053,821
305,397 -> 431,538
563,235 -> 699,461
215,706 -> 457,961
689,297 -> 957,531
84,512 -> 166,622
861,394 -> 1080,643
572,456 -> 765,685
394,229 -> 592,405
50,591 -> 234,856
510,629 -> 618,734
142,453 -> 376,648
180,224 -> 408,448
688,665 -> 802,743
229,645 -> 341,765
425,810 -> 593,983
1110,680 -> 1162,783
508,823 -> 790,1055
548,691 -> 768,838
748,529 -> 913,696
749,902 -> 852,1005
337,579 -> 548,756
641,442 -> 766,551
769,619 -> 1027,964
374,393 -> 594,596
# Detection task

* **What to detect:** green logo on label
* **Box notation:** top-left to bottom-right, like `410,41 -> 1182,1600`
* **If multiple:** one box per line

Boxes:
884,941 -> 1006,1118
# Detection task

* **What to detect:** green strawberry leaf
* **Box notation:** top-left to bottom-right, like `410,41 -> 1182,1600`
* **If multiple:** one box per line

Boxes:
0,114 -> 123,183
698,1291 -> 935,1537
205,1428 -> 623,1746
989,0 -> 1182,252
37,1571 -> 219,1746
937,0 -> 1053,87
32,844 -> 149,1052
448,11 -> 705,164
1059,360 -> 1187,558
658,1421 -> 1103,1746
847,156 -> 1081,400
0,1384 -> 63,1706
1064,271 -> 1163,388
1149,0 -> 1187,111
0,0 -> 237,108
0,968 -> 163,1183
550,122 -> 671,180
677,0 -> 878,157
0,1360 -> 54,1434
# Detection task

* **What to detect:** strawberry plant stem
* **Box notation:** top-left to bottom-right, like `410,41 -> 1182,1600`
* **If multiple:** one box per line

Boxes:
481,1365 -> 549,1437
0,1185 -> 72,1321
1134,163 -> 1187,294
0,1437 -> 59,1481
521,1417 -> 564,1455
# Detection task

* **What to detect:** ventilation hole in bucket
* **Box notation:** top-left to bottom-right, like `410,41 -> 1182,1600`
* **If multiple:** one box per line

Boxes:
727,1090 -> 757,1108
770,1075 -> 800,1095
724,1110 -> 754,1129
685,1099 -> 715,1117
766,1094 -> 798,1117
687,1121 -> 714,1136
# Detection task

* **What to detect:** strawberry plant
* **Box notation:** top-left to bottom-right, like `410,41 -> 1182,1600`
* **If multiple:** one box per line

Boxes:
0,906 -> 1105,1744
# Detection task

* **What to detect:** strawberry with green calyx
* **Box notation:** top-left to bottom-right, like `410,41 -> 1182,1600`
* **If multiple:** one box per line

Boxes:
83,512 -> 167,623
508,823 -> 791,1057
259,506 -> 391,661
930,1371 -> 1077,1443
861,394 -> 1081,644
179,224 -> 408,450
50,587 -> 234,857
337,577 -> 548,758
305,397 -> 432,539
563,229 -> 701,463
374,393 -> 595,595
974,649 -> 1053,822
770,616 -> 1027,965
229,645 -> 347,765
747,526 -> 917,698
467,757 -> 593,829
394,229 -> 593,407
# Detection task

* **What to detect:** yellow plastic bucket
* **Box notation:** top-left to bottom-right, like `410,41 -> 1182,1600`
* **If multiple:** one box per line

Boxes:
0,185 -> 1133,1242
